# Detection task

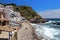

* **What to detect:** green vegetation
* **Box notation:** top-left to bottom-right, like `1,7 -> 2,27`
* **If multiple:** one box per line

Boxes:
13,5 -> 42,19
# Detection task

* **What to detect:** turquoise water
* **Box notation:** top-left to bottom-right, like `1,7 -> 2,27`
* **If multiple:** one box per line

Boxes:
40,22 -> 60,40
31,21 -> 60,40
45,18 -> 60,21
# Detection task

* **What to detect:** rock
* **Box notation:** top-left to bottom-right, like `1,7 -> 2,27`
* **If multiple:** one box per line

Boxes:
0,3 -> 47,23
40,18 -> 47,23
17,22 -> 39,40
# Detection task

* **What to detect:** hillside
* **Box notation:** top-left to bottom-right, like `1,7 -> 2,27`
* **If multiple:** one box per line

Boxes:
1,3 -> 46,23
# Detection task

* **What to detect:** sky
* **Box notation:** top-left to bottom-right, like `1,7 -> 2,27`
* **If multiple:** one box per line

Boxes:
0,0 -> 60,18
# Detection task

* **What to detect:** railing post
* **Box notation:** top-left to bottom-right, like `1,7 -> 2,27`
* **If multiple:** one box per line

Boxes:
9,32 -> 12,40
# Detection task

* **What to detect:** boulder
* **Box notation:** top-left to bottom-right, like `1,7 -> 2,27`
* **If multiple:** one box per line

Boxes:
17,22 -> 39,40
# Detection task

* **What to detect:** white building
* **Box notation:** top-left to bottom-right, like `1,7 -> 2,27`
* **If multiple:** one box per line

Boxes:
0,4 -> 4,12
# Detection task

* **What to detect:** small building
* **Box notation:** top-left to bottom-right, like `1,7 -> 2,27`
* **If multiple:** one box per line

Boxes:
0,4 -> 4,12
0,12 -> 9,40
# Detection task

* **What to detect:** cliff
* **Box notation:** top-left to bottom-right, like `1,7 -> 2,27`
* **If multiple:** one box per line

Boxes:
1,3 -> 46,23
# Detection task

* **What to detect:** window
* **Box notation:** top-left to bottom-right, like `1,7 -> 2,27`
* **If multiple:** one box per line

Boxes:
2,21 -> 6,26
0,20 -> 6,26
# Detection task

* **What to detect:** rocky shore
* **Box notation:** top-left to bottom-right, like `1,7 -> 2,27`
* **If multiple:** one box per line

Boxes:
0,3 -> 48,40
17,21 -> 39,40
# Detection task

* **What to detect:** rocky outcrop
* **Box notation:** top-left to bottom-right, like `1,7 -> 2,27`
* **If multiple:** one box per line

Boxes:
4,4 -> 46,23
0,3 -> 47,23
40,18 -> 47,23
0,3 -> 47,40
17,22 -> 39,40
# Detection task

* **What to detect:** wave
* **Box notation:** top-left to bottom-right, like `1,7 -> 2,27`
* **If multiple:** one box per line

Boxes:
31,21 -> 60,40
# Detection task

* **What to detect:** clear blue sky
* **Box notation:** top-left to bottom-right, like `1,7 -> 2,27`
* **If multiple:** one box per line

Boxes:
0,0 -> 60,11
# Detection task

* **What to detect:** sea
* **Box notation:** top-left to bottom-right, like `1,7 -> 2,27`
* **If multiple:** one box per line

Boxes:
31,18 -> 60,40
